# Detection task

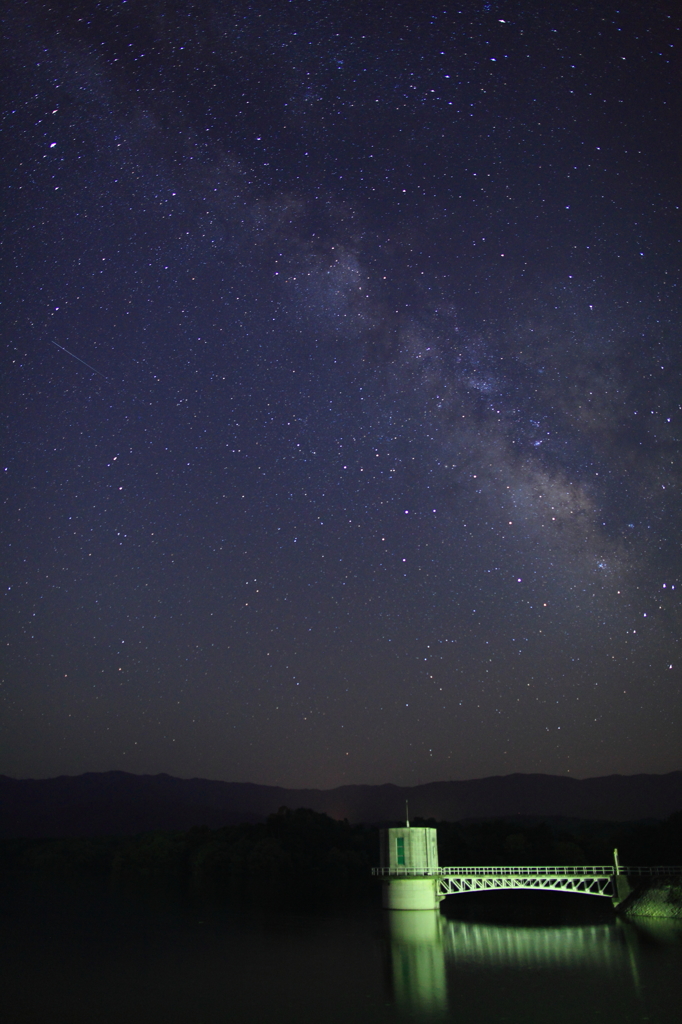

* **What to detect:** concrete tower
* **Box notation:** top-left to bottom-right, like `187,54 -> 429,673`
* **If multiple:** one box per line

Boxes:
379,821 -> 441,909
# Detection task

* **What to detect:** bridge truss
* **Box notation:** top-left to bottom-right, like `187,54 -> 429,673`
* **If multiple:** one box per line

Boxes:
437,871 -> 613,897
372,865 -> 658,899
372,864 -> 682,901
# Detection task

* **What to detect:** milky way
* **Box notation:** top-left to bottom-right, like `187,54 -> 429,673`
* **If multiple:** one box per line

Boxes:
1,1 -> 680,787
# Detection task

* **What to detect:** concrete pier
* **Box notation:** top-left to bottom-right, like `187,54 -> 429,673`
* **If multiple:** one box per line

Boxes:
382,877 -> 440,910
613,874 -> 634,906
380,824 -> 441,909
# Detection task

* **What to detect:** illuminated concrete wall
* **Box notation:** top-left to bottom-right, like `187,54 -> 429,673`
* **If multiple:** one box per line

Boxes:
379,827 -> 439,872
383,877 -> 440,910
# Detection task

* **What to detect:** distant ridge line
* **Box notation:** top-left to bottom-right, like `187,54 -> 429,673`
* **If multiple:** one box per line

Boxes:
1,770 -> 680,838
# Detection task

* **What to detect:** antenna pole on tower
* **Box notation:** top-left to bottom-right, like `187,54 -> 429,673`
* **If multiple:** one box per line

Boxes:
405,800 -> 410,828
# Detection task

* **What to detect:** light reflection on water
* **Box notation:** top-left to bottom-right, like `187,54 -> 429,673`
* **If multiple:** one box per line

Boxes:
386,906 -> 682,1016
2,881 -> 681,1023
444,919 -> 623,969
389,910 -> 449,1013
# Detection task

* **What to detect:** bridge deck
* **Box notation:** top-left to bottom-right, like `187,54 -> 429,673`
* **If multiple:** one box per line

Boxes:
372,865 -> 679,877
372,865 -> 681,898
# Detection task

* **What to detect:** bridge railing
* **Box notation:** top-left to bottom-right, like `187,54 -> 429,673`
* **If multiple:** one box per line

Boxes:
372,866 -> 613,877
372,865 -> 682,878
614,866 -> 682,876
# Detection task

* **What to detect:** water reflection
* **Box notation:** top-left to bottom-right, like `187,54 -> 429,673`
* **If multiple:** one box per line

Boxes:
443,919 -> 624,969
2,879 -> 681,1024
386,907 -> 650,1015
624,916 -> 682,945
387,911 -> 448,1014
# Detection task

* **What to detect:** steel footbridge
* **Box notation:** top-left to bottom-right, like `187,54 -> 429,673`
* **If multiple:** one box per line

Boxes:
376,824 -> 681,909
372,863 -> 680,900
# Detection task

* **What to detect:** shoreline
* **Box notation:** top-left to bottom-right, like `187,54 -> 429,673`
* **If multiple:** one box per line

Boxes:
618,877 -> 682,920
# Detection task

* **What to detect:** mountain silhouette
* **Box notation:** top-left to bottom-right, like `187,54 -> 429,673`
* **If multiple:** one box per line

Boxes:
1,771 -> 681,838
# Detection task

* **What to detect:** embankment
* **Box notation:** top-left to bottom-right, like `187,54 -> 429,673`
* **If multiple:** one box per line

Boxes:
620,877 -> 682,920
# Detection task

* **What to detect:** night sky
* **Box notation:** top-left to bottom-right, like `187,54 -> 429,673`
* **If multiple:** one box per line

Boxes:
2,1 -> 680,789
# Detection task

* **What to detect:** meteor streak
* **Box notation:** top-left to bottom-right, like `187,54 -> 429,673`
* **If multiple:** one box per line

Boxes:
50,340 -> 108,378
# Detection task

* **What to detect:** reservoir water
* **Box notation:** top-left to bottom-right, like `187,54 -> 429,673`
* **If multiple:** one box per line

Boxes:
1,882 -> 680,1023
